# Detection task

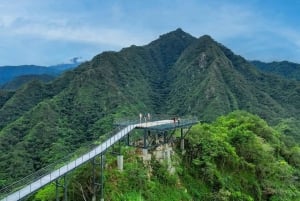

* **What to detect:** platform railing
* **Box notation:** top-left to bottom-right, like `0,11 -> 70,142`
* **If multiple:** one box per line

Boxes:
114,114 -> 197,126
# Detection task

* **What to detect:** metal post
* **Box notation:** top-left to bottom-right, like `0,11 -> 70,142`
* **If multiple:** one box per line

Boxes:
180,128 -> 185,150
56,180 -> 59,201
142,129 -> 148,157
127,133 -> 130,146
143,129 -> 147,149
92,158 -> 96,201
181,128 -> 183,139
64,175 -> 67,201
100,154 -> 104,201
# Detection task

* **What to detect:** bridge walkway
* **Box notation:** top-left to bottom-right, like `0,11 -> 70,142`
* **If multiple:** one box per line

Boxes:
1,120 -> 174,201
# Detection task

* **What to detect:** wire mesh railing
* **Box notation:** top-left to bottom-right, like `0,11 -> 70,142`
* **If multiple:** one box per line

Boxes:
0,125 -> 125,200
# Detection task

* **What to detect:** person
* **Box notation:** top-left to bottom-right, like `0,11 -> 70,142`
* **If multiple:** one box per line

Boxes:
139,113 -> 143,124
177,117 -> 180,126
147,113 -> 151,121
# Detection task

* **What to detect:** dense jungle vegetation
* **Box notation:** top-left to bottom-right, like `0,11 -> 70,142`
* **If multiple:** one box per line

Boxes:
30,112 -> 300,201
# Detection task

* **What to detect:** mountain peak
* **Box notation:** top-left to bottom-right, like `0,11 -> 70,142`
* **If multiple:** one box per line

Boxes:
157,28 -> 194,40
147,28 -> 196,49
172,27 -> 185,34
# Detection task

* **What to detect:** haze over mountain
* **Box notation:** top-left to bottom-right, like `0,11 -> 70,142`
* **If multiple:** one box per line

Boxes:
0,58 -> 82,86
1,74 -> 55,91
0,29 -> 299,200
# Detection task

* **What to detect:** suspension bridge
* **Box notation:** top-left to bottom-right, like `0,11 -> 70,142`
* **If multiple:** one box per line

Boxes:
0,116 -> 198,201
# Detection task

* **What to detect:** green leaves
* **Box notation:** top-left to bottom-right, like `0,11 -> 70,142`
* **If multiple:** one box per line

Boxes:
183,111 -> 300,200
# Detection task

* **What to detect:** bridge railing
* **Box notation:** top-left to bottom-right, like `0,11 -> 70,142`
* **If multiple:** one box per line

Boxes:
0,126 -> 125,200
114,114 -> 197,126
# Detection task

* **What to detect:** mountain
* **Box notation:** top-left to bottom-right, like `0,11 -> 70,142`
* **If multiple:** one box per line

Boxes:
166,35 -> 300,124
0,60 -> 81,86
251,60 -> 300,80
0,29 -> 300,199
1,74 -> 55,90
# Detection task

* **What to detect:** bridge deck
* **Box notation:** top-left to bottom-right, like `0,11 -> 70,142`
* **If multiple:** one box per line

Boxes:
136,119 -> 198,131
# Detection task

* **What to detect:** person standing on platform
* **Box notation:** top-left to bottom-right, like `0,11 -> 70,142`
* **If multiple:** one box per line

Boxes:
139,113 -> 143,125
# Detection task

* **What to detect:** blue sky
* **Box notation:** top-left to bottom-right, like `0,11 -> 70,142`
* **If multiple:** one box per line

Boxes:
1,0 -> 300,66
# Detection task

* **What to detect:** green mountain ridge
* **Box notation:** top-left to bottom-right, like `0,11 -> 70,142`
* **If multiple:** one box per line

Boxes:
0,29 -> 300,200
0,62 -> 80,86
168,35 -> 300,123
251,60 -> 300,80
1,74 -> 55,90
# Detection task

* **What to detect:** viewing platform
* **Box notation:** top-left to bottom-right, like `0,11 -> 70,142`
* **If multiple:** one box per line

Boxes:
115,115 -> 199,131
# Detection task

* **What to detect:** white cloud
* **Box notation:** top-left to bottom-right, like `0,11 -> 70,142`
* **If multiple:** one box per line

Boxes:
0,13 -> 150,48
0,1 -> 149,47
11,23 -> 145,47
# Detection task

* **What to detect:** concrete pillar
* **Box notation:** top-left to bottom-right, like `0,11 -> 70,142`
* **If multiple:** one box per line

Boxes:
142,148 -> 148,156
180,138 -> 185,150
165,150 -> 171,162
117,155 -> 123,171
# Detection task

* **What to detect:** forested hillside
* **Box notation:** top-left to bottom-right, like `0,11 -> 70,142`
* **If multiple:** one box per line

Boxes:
167,35 -> 300,123
0,29 -> 300,200
30,112 -> 300,201
251,60 -> 300,80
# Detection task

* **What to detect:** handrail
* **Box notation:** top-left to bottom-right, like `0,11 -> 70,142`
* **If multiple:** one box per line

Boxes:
115,115 -> 197,126
0,124 -> 127,196
0,125 -> 132,201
